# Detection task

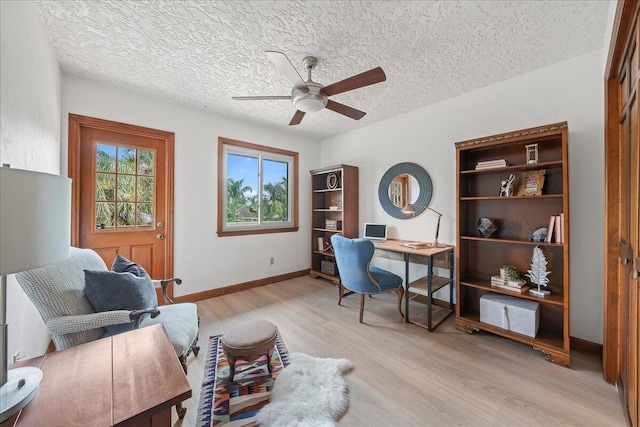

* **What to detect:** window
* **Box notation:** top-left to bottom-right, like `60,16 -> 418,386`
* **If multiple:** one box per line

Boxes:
217,137 -> 298,236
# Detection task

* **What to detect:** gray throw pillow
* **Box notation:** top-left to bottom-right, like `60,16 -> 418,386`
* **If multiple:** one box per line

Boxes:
84,269 -> 157,336
111,254 -> 150,279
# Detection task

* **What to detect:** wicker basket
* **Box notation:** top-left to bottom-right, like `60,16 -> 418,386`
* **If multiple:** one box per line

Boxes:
320,260 -> 337,276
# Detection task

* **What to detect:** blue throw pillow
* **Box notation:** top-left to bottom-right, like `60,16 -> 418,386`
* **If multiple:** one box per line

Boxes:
111,254 -> 150,279
84,269 -> 158,336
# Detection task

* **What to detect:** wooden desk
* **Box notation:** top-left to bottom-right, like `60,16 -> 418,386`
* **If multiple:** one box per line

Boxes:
1,324 -> 191,427
374,239 -> 454,331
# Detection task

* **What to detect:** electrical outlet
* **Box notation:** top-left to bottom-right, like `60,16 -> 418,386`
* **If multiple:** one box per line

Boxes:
270,257 -> 275,265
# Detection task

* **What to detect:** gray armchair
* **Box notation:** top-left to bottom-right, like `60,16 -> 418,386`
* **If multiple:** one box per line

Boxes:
15,247 -> 199,418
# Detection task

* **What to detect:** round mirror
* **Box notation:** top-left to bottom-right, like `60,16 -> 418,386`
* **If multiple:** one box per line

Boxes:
378,162 -> 432,219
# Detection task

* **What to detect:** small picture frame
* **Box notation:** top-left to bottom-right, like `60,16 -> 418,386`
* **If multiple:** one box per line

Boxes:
517,169 -> 546,196
525,143 -> 539,164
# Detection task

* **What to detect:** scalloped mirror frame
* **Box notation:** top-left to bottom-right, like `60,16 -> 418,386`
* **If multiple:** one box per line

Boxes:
378,162 -> 433,219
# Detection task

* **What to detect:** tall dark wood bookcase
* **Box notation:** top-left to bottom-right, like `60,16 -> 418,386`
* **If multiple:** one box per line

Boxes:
455,122 -> 570,366
309,164 -> 358,284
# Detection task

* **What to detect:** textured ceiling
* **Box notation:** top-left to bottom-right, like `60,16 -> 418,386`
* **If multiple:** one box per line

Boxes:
36,1 -> 610,141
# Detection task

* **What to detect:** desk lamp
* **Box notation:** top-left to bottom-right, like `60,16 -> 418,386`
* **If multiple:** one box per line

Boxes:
0,166 -> 71,422
401,204 -> 446,248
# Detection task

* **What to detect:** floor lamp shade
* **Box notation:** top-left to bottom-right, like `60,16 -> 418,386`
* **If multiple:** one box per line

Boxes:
0,167 -> 71,275
0,167 -> 71,422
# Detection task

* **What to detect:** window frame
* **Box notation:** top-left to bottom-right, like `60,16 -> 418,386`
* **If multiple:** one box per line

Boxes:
217,136 -> 299,237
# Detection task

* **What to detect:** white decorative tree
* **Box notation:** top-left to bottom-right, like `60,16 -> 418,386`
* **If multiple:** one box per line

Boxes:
526,246 -> 551,297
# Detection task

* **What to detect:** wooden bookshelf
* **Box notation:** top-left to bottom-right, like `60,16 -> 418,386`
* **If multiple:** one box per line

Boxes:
309,165 -> 358,284
455,122 -> 570,366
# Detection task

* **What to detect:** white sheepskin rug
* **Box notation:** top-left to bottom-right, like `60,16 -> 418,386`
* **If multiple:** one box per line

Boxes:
256,352 -> 354,427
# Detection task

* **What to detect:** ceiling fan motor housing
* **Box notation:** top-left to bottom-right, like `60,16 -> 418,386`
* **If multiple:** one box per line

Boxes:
292,81 -> 327,113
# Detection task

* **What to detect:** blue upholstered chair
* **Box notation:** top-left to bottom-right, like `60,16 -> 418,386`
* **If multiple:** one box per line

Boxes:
331,235 -> 404,323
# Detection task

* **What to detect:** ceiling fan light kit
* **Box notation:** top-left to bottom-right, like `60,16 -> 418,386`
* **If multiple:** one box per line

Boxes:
233,51 -> 386,126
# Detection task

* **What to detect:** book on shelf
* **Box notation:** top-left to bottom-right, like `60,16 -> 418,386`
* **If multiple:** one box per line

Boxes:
399,241 -> 431,249
325,219 -> 342,230
559,212 -> 565,243
317,237 -> 332,252
490,275 -> 526,288
491,282 -> 530,294
554,214 -> 562,243
475,159 -> 509,169
546,215 -> 555,243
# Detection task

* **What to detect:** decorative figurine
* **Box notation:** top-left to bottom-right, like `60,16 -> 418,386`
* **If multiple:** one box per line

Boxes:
499,173 -> 517,197
477,217 -> 498,238
526,246 -> 551,297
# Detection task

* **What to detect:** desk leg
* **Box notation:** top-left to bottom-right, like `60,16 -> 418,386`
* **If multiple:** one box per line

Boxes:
427,255 -> 433,331
404,253 -> 410,324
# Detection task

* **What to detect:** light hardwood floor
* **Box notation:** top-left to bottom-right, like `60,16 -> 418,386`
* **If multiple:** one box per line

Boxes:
174,276 -> 625,426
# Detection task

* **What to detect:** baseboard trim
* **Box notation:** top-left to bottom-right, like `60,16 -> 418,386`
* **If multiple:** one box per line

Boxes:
173,269 -> 310,303
570,336 -> 603,359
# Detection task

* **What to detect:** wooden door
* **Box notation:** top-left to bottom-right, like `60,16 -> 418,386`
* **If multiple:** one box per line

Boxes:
604,1 -> 639,425
69,115 -> 175,298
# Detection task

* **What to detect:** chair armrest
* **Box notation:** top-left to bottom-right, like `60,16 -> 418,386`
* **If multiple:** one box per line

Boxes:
129,308 -> 161,329
46,311 -> 133,335
152,278 -> 182,305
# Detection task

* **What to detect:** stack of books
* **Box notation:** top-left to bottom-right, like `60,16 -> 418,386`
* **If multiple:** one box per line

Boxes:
475,159 -> 509,170
325,219 -> 342,230
545,213 -> 565,243
490,275 -> 529,294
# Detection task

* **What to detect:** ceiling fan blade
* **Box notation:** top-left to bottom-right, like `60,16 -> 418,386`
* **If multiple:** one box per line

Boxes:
321,67 -> 386,97
265,51 -> 306,88
325,100 -> 366,120
232,96 -> 291,101
289,110 -> 305,126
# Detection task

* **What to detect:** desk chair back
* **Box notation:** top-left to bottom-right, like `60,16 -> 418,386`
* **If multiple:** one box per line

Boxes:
331,235 -> 404,323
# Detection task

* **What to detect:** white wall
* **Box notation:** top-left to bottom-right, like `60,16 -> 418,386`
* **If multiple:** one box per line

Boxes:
62,75 -> 321,297
1,1 -> 62,359
321,50 -> 605,344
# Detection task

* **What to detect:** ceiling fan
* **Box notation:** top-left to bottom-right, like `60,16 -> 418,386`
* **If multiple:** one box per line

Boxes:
232,51 -> 386,126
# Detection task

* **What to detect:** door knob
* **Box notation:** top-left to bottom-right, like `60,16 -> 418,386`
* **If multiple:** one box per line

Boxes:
156,233 -> 165,240
633,270 -> 639,280
622,258 -> 629,265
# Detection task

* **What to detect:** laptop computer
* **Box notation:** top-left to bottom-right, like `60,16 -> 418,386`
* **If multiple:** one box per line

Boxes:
363,223 -> 387,242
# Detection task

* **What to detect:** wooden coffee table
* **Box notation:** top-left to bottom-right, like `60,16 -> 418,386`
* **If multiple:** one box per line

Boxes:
1,324 -> 191,427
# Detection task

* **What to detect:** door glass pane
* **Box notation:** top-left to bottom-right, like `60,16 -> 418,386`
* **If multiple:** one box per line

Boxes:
96,144 -> 116,172
138,150 -> 154,175
262,159 -> 288,222
137,177 -> 154,202
96,202 -> 115,229
117,175 -> 135,201
96,173 -> 115,201
226,153 -> 258,224
117,203 -> 135,227
117,147 -> 136,174
95,144 -> 157,231
137,203 -> 153,227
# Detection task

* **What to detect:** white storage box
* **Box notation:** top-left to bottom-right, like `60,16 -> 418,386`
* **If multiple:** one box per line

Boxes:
480,293 -> 539,338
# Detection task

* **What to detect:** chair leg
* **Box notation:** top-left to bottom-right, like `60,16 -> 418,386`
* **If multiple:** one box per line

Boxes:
338,283 -> 344,306
359,294 -> 365,323
175,402 -> 187,419
397,286 -> 405,318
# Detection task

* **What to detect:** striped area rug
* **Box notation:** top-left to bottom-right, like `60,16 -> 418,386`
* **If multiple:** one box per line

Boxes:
197,332 -> 290,427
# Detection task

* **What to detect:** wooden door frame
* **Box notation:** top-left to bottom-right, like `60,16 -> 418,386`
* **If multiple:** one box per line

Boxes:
68,114 -> 176,279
